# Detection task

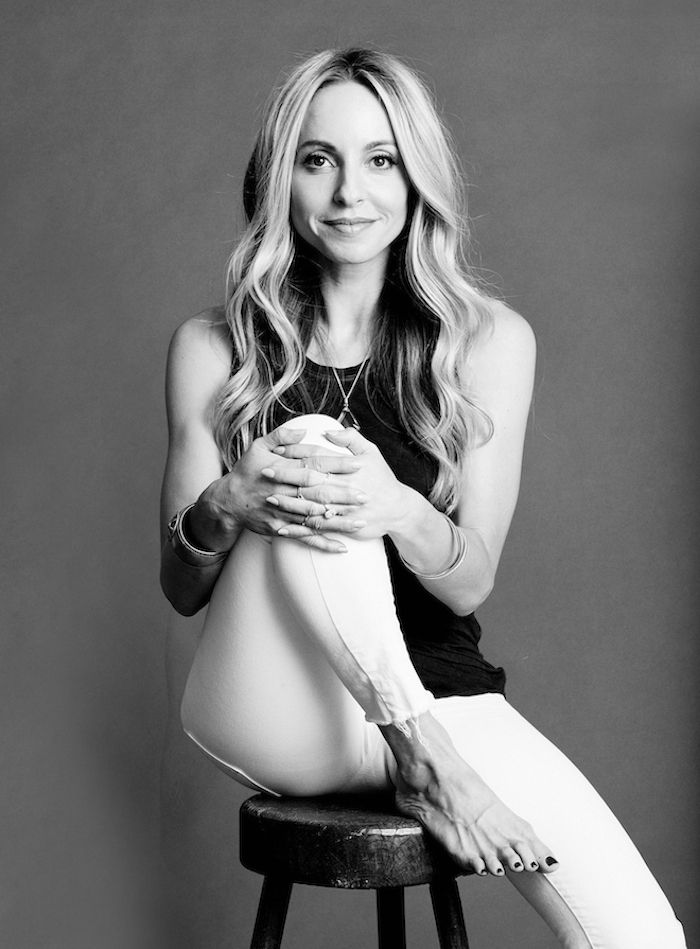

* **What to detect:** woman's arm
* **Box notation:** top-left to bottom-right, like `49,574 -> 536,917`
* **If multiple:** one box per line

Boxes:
161,311 -> 365,615
160,312 -> 236,615
388,302 -> 537,613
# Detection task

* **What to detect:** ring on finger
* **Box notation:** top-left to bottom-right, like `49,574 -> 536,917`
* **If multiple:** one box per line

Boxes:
302,513 -> 314,529
297,486 -> 305,500
323,504 -> 334,519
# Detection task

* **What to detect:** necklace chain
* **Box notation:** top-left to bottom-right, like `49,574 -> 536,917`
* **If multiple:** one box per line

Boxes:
317,331 -> 369,430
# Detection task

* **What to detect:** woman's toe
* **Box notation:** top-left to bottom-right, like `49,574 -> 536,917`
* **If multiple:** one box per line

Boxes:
501,848 -> 524,872
513,842 -> 538,872
484,854 -> 506,876
535,849 -> 560,873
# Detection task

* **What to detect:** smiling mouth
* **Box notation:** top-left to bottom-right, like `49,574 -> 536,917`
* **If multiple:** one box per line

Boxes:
322,218 -> 377,233
324,217 -> 376,224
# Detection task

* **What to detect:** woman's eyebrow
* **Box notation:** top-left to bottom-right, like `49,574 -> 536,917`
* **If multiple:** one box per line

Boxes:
296,138 -> 398,152
297,139 -> 334,152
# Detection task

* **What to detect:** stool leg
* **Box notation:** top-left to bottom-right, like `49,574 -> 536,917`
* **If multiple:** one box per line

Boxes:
376,886 -> 406,949
429,878 -> 470,949
250,876 -> 292,949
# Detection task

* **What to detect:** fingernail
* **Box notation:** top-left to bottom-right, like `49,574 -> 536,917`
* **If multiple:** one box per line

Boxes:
545,857 -> 558,867
277,528 -> 289,536
266,496 -> 279,506
261,468 -> 275,478
355,492 -> 368,502
272,446 -> 286,454
352,520 -> 367,528
336,545 -> 348,553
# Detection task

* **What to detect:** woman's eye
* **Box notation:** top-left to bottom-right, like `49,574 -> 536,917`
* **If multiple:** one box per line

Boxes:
303,153 -> 331,168
370,153 -> 396,169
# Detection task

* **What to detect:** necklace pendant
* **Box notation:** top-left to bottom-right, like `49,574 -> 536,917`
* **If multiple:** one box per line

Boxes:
318,342 -> 369,432
338,407 -> 361,430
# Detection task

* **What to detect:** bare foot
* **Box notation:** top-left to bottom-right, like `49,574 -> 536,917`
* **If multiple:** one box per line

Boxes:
381,713 -> 559,877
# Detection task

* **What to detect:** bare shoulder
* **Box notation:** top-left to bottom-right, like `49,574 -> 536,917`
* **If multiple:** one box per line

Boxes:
482,300 -> 535,359
166,307 -> 232,427
467,300 -> 536,412
168,306 -> 232,372
471,300 -> 535,377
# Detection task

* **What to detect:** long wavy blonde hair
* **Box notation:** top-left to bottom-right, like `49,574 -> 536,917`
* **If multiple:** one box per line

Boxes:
213,47 -> 494,513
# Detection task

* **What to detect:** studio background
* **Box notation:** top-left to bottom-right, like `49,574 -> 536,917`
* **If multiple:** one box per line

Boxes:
2,1 -> 698,946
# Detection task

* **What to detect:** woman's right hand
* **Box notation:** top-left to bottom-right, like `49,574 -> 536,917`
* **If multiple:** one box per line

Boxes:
188,425 -> 367,554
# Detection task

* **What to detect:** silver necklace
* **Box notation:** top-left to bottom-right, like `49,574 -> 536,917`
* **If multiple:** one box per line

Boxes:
318,333 -> 369,430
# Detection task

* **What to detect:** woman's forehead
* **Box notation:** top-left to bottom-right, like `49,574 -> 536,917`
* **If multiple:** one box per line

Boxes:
298,81 -> 395,146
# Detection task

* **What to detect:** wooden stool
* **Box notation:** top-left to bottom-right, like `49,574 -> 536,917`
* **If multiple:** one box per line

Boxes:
240,793 -> 471,948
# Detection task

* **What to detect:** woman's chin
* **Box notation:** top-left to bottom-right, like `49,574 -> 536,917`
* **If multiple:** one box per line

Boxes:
316,244 -> 391,270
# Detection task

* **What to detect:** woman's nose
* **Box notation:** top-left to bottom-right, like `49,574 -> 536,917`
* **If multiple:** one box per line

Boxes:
333,166 -> 364,206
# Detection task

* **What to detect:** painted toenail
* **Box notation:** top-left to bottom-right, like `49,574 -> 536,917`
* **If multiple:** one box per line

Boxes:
545,856 -> 558,866
530,861 -> 539,869
513,862 -> 522,869
496,868 -> 504,875
479,869 -> 488,875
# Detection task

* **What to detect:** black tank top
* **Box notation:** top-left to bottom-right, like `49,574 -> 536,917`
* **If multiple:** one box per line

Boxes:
270,358 -> 506,699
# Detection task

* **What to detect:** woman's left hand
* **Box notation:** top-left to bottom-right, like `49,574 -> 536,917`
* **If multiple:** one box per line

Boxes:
262,427 -> 410,540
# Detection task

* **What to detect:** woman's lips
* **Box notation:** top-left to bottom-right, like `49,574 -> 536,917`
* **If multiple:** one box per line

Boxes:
322,218 -> 377,234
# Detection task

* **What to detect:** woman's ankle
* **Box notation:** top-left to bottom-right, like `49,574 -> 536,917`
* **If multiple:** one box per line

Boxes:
380,711 -> 470,792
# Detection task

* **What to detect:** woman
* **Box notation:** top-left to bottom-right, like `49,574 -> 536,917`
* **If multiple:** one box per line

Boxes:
160,48 -> 685,947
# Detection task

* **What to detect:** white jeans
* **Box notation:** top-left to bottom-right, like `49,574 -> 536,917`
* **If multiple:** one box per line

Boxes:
181,416 -> 685,948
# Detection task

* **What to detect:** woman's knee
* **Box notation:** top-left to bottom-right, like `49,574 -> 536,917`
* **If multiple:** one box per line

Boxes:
279,413 -> 348,449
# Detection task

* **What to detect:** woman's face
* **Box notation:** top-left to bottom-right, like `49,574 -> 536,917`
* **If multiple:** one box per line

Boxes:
290,81 -> 409,270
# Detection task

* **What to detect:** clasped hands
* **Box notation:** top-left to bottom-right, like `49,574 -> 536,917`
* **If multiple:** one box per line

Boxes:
262,425 -> 410,551
205,424 -> 407,553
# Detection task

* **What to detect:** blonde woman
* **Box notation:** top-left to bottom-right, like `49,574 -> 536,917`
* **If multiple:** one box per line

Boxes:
161,48 -> 685,947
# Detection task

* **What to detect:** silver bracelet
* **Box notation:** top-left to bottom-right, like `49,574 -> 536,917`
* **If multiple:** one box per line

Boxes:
167,503 -> 228,566
398,513 -> 468,580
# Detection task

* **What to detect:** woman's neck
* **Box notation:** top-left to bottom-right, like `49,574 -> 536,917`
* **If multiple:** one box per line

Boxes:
312,260 -> 385,365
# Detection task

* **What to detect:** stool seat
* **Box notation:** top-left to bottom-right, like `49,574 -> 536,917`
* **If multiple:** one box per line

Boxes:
240,792 -> 465,889
240,794 -> 471,948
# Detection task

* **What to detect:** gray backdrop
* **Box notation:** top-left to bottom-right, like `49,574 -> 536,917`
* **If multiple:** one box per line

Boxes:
3,1 -> 698,947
